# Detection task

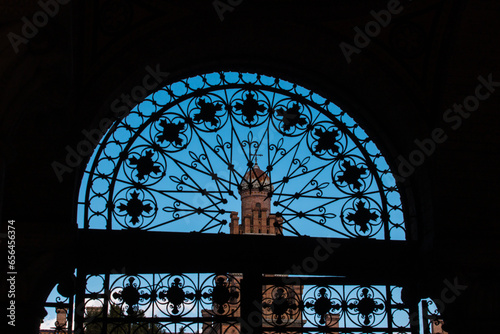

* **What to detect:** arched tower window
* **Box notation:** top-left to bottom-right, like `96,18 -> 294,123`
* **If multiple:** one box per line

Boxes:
256,203 -> 262,219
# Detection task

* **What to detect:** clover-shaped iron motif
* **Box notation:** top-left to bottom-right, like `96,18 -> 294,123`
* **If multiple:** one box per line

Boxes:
262,286 -> 300,326
112,277 -> 149,317
347,288 -> 385,326
158,277 -> 195,315
304,287 -> 341,326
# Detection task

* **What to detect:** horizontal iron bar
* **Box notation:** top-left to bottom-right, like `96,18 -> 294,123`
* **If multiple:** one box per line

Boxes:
44,302 -> 71,308
76,230 -> 416,284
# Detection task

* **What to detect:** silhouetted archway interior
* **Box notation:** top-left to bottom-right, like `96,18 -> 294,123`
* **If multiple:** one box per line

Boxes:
44,71 -> 421,334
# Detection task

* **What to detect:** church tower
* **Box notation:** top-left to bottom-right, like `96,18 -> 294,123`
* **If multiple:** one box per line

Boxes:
229,164 -> 283,235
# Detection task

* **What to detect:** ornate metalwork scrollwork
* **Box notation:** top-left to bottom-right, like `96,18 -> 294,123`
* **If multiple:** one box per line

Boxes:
111,276 -> 154,317
261,284 -> 410,332
79,273 -> 242,334
105,273 -> 241,320
301,285 -> 394,330
346,287 -> 386,327
204,276 -> 240,316
262,285 -> 302,327
303,286 -> 342,327
44,273 -> 411,334
80,71 -> 405,240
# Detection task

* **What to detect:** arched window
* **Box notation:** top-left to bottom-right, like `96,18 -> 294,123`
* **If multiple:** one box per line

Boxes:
44,71 -> 414,334
78,71 -> 405,240
256,203 -> 262,218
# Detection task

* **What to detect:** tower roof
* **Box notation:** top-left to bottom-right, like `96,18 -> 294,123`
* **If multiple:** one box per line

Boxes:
239,164 -> 272,192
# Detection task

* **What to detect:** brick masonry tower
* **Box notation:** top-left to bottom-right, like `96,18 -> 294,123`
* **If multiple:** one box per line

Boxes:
229,164 -> 283,235
225,164 -> 305,330
203,161 -> 343,333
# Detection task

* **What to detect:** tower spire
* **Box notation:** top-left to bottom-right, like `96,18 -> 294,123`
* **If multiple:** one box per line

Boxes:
250,143 -> 263,165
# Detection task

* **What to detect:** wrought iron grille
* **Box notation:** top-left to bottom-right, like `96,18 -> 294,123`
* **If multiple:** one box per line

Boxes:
420,299 -> 444,334
42,284 -> 74,334
78,71 -> 405,239
40,272 -> 411,334
261,282 -> 409,331
77,273 -> 241,334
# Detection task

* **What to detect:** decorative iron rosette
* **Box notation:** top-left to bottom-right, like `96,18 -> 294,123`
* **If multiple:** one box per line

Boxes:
199,274 -> 241,317
155,274 -> 197,317
345,286 -> 387,328
109,275 -> 155,317
262,285 -> 302,327
303,286 -> 342,327
80,71 -> 405,240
